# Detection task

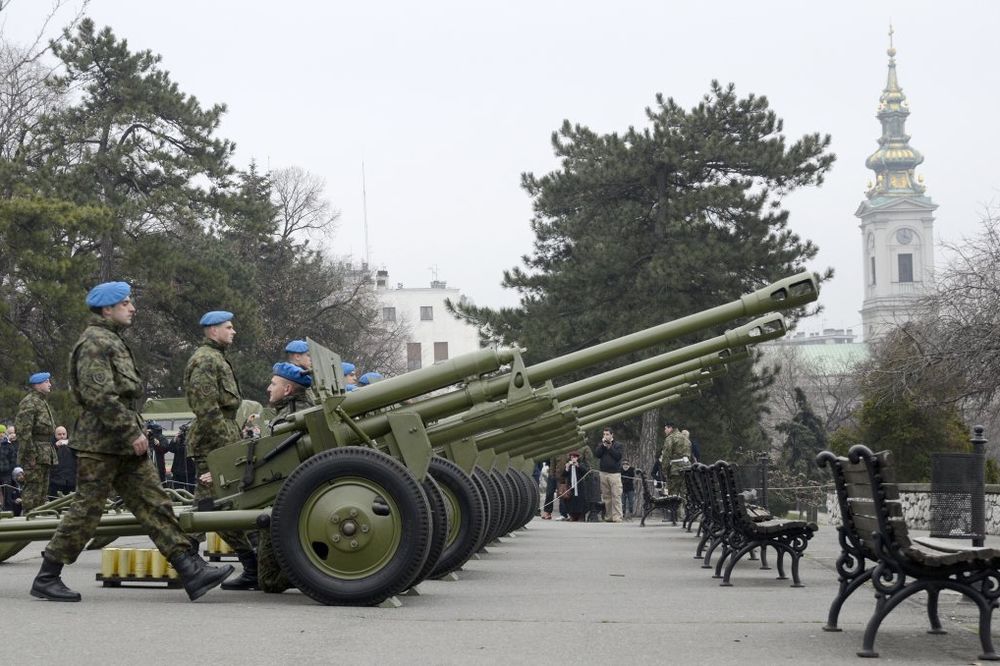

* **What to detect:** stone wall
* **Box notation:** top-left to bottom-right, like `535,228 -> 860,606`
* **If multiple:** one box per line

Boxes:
825,484 -> 1000,535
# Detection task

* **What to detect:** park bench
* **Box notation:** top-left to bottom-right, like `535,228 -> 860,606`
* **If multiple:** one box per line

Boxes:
680,468 -> 702,532
818,444 -> 1000,661
710,460 -> 816,586
635,468 -> 683,527
689,462 -> 774,567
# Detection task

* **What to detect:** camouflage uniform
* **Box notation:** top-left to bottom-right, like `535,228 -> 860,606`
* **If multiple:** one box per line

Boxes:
184,339 -> 252,553
256,392 -> 302,593
14,390 -> 57,511
659,430 -> 693,501
45,316 -> 192,564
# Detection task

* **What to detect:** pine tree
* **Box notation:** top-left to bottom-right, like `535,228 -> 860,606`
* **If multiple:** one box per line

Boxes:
452,82 -> 834,465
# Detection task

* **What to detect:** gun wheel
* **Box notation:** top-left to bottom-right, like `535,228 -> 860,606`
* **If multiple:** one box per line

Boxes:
427,456 -> 485,579
406,473 -> 449,588
271,447 -> 431,606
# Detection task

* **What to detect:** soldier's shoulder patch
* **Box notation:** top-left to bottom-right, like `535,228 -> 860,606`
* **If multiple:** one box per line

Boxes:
91,371 -> 108,385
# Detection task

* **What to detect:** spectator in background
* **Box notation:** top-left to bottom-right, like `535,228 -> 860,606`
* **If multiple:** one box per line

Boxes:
560,451 -> 589,522
168,423 -> 196,490
48,426 -> 77,496
0,425 -> 18,510
595,427 -> 624,523
146,422 -> 168,483
621,459 -> 637,520
241,413 -> 261,440
10,466 -> 25,516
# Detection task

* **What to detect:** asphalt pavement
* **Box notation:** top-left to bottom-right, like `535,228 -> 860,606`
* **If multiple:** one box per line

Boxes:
0,514 -> 993,665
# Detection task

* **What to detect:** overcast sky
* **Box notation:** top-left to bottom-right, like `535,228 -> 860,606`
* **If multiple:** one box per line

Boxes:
4,1 -> 999,337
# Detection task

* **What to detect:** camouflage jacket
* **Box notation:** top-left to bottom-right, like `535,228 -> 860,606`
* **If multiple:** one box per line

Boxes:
14,390 -> 57,466
68,316 -> 145,456
659,431 -> 692,476
272,393 -> 308,419
184,339 -> 241,459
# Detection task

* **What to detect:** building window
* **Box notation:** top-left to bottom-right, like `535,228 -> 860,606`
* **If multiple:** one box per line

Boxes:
898,253 -> 913,283
382,307 -> 396,322
870,256 -> 875,285
420,306 -> 433,321
407,343 -> 422,371
434,342 -> 449,363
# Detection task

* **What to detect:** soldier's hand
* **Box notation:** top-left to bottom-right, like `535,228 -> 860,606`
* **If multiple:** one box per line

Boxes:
131,433 -> 149,456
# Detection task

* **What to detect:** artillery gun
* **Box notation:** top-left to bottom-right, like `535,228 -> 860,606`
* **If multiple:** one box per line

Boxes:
0,272 -> 818,606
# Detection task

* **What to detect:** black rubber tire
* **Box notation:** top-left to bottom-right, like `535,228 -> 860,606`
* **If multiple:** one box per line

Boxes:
491,469 -> 517,536
407,474 -> 449,588
508,469 -> 537,530
270,447 -> 431,606
427,456 -> 486,579
472,466 -> 501,547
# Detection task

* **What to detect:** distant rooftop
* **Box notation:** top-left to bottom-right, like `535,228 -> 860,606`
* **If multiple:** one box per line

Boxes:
760,342 -> 869,374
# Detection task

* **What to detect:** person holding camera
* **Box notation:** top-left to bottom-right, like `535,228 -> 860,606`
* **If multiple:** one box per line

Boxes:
145,422 -> 168,483
595,426 -> 624,522
48,426 -> 76,496
560,451 -> 590,521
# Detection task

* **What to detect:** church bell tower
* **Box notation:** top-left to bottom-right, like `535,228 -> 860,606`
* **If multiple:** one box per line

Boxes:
856,27 -> 936,342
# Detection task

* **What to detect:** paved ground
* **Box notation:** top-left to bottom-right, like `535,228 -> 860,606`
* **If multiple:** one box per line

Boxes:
0,514 -> 994,664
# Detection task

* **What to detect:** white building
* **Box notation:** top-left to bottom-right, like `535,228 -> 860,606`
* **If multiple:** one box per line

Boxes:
374,270 -> 482,370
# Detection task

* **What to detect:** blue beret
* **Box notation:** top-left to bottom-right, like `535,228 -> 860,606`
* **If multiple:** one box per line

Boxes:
341,361 -> 356,375
358,372 -> 383,386
28,372 -> 51,385
285,340 -> 309,354
86,281 -> 131,308
200,310 -> 234,327
272,362 -> 313,387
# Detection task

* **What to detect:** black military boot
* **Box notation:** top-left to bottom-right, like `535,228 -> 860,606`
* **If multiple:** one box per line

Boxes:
221,550 -> 259,591
30,552 -> 82,602
169,551 -> 234,601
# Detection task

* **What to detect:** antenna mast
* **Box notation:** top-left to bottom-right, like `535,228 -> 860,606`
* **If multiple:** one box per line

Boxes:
362,161 -> 370,269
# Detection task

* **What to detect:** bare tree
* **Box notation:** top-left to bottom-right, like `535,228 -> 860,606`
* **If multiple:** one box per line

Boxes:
0,0 -> 89,161
761,343 -> 864,441
271,166 -> 340,242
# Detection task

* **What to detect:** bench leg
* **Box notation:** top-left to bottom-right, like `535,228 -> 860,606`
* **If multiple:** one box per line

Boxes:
859,580 -> 928,658
774,547 -> 787,578
823,568 -> 872,632
720,542 -> 759,586
694,528 -> 712,559
702,533 -> 723,568
973,593 -> 999,661
760,545 -> 772,570
926,586 -> 945,634
788,546 -> 804,587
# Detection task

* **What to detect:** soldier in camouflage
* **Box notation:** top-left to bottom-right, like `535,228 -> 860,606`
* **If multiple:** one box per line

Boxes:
255,362 -> 314,593
184,310 -> 256,590
14,372 -> 57,512
31,281 -> 233,602
659,421 -> 692,505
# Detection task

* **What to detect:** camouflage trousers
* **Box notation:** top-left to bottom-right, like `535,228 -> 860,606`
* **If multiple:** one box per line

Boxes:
257,529 -> 292,593
19,462 -> 51,513
46,453 -> 191,564
192,459 -> 253,554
